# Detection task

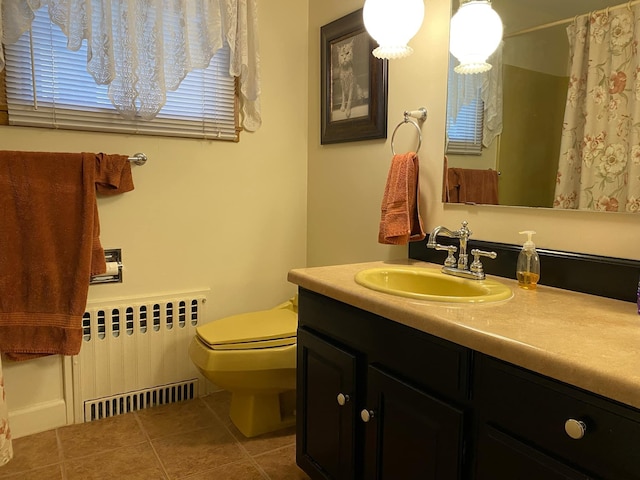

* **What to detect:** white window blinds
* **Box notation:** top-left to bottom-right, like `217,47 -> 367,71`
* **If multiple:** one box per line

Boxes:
446,92 -> 484,155
3,6 -> 239,140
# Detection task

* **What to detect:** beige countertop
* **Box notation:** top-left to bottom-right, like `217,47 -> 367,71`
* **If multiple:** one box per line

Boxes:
288,259 -> 640,410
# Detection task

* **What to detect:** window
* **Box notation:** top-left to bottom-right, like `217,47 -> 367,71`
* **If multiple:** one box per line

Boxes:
3,6 -> 239,140
446,54 -> 484,155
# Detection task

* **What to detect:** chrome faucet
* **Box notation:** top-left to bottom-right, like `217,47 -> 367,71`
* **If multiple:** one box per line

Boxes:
427,221 -> 496,280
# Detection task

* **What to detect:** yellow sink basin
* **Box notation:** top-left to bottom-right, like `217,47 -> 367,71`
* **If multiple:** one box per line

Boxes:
354,267 -> 512,303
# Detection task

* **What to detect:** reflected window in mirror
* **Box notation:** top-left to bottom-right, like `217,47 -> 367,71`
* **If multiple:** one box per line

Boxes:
444,45 -> 503,206
446,54 -> 484,155
445,46 -> 503,160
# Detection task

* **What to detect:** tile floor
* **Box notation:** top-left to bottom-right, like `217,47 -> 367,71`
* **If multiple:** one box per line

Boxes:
0,391 -> 311,479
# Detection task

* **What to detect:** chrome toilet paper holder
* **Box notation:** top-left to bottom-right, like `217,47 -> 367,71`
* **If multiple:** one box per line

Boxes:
90,248 -> 123,285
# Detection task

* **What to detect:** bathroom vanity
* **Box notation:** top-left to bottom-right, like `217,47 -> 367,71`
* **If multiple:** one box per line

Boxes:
289,260 -> 640,480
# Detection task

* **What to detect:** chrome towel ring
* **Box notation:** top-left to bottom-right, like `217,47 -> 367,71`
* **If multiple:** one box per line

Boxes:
391,107 -> 427,155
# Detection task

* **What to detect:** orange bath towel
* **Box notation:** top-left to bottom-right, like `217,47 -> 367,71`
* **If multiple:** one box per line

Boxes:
0,151 -> 133,360
378,152 -> 426,245
445,167 -> 499,205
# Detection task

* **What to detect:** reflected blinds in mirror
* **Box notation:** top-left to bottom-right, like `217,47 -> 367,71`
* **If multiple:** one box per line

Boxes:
446,54 -> 483,155
446,95 -> 483,155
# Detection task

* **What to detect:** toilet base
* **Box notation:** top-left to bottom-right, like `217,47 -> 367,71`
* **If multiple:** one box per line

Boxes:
229,390 -> 296,438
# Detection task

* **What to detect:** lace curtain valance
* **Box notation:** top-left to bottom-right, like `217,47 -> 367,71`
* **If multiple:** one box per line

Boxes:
0,0 -> 261,131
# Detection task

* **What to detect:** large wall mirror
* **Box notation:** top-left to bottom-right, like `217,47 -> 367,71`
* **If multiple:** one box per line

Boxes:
445,0 -> 638,212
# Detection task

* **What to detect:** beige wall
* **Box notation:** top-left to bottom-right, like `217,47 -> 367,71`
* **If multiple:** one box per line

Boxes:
307,0 -> 453,266
1,0 -> 309,437
307,0 -> 640,267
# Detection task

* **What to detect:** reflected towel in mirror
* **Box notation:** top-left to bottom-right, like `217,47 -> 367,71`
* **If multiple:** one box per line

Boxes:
445,167 -> 499,205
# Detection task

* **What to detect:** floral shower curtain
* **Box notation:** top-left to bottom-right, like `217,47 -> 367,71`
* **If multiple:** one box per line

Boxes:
0,356 -> 12,467
554,3 -> 640,212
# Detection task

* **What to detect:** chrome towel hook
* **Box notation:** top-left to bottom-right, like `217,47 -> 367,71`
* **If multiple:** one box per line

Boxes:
391,107 -> 427,155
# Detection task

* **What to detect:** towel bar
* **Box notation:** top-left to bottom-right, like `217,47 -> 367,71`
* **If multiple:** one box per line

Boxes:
391,108 -> 427,155
128,153 -> 147,166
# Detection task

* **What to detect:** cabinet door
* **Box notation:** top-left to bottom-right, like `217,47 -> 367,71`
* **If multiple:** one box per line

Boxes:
297,328 -> 359,480
362,365 -> 464,480
475,425 -> 592,480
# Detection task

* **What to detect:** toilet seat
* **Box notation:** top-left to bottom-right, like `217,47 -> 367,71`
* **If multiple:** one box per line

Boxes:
196,308 -> 297,350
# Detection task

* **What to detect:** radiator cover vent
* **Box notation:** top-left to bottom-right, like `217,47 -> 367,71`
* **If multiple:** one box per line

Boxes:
84,379 -> 198,421
72,290 -> 209,423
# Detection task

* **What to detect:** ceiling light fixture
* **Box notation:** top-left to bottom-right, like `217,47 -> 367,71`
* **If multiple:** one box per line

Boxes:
363,0 -> 425,59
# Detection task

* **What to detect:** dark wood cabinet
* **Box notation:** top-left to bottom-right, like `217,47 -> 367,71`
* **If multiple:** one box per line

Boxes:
296,289 -> 469,480
362,365 -> 464,480
296,328 -> 359,479
475,425 -> 592,480
474,354 -> 640,480
296,289 -> 640,480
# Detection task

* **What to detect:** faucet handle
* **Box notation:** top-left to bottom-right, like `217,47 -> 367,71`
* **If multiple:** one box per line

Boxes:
470,249 -> 497,276
435,245 -> 458,267
458,220 -> 472,238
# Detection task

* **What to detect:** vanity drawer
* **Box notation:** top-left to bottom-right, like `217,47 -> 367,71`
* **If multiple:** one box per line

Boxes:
299,288 -> 471,402
474,354 -> 640,480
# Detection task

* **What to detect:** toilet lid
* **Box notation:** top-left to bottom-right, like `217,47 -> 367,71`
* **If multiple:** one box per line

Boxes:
196,308 -> 297,350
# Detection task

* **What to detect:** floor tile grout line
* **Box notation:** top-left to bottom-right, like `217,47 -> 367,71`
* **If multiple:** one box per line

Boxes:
3,393 -> 300,480
249,442 -> 302,480
137,397 -> 251,479
197,395 -> 227,426
252,442 -> 297,459
54,428 -> 68,480
132,411 -> 172,480
0,430 -> 65,480
199,396 -> 271,479
54,436 -> 150,464
0,458 -> 64,480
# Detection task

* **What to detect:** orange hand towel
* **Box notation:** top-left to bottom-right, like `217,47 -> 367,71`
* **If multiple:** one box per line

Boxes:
0,151 -> 134,360
378,152 -> 426,245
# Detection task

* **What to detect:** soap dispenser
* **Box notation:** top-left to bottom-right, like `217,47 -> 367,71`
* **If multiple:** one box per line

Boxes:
516,231 -> 540,290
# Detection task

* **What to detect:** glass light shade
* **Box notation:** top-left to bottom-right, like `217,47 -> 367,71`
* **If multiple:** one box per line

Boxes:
363,0 -> 425,59
449,0 -> 503,74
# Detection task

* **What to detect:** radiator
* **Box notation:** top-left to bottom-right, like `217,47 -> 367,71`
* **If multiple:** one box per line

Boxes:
71,290 -> 210,422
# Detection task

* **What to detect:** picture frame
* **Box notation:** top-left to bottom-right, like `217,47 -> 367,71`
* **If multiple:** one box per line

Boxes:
321,9 -> 388,144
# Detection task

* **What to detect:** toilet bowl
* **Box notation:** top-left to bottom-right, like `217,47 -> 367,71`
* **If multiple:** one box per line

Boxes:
188,296 -> 297,438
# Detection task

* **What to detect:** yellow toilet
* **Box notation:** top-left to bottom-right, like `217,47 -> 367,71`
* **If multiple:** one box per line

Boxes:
188,296 -> 297,438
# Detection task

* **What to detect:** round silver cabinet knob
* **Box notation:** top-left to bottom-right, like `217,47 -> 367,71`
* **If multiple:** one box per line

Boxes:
564,419 -> 587,440
336,393 -> 350,406
360,409 -> 375,423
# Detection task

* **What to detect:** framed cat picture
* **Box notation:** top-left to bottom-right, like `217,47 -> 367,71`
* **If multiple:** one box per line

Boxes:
321,9 -> 388,144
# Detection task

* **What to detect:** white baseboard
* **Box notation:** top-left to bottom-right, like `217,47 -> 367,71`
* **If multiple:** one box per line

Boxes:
8,400 -> 68,439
